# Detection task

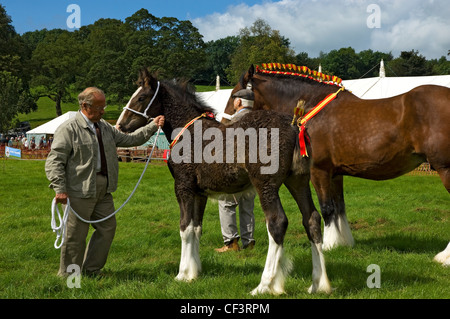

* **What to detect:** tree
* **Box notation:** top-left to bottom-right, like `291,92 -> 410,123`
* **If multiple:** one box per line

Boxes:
358,49 -> 393,77
125,9 -> 206,81
155,18 -> 206,79
79,19 -> 134,103
320,47 -> 362,80
295,52 -> 320,71
0,71 -> 35,133
194,36 -> 240,85
429,56 -> 450,75
227,19 -> 296,84
31,30 -> 86,116
0,4 -> 36,131
387,50 -> 432,76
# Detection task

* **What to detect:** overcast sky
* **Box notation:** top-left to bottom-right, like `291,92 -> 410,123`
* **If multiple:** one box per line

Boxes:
193,0 -> 450,59
2,0 -> 449,59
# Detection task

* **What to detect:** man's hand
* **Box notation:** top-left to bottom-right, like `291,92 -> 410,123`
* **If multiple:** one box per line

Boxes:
55,192 -> 68,205
153,115 -> 165,127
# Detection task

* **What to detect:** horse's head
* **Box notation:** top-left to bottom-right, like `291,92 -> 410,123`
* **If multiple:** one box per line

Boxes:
116,68 -> 163,133
221,65 -> 270,124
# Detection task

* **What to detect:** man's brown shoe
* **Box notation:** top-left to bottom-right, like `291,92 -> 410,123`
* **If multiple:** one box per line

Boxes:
215,239 -> 240,252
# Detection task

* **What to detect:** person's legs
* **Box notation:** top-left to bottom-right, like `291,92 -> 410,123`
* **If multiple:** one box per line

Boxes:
216,198 -> 240,252
238,193 -> 256,249
82,175 -> 116,275
58,198 -> 95,276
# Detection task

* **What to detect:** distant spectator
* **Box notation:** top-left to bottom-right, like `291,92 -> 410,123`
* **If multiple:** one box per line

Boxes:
47,136 -> 53,149
39,136 -> 46,149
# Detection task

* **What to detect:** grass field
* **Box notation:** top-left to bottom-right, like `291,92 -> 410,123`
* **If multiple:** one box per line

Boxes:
0,159 -> 448,300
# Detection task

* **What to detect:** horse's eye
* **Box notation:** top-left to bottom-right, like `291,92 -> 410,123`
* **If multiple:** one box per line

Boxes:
138,96 -> 146,102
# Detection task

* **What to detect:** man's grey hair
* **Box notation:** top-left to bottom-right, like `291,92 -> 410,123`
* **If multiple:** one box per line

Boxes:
78,87 -> 105,108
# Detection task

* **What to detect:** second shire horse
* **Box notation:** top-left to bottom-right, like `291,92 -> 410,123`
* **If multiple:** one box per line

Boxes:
223,64 -> 450,264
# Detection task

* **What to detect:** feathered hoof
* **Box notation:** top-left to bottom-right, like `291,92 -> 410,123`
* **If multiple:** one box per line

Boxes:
250,284 -> 286,296
308,280 -> 334,295
175,272 -> 198,282
434,242 -> 450,267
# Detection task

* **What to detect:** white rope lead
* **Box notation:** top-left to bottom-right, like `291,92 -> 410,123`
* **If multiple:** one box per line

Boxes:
51,127 -> 162,249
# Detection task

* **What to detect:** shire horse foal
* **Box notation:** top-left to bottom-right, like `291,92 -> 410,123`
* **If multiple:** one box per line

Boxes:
116,68 -> 331,294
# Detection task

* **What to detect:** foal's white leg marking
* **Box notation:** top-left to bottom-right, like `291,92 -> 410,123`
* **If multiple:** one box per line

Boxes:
308,241 -> 333,294
434,242 -> 450,267
115,87 -> 142,129
323,219 -> 341,251
337,213 -> 355,247
251,225 -> 292,295
323,214 -> 354,251
175,221 -> 202,281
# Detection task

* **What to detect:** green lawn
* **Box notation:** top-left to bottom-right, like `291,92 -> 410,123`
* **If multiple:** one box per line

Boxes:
0,159 -> 448,299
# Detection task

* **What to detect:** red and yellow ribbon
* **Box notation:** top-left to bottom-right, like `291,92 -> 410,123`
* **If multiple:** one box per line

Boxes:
298,87 -> 345,157
169,112 -> 215,150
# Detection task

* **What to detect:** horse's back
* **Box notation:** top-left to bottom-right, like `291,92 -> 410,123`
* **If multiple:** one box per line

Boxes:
403,84 -> 450,135
403,85 -> 450,169
406,84 -> 450,112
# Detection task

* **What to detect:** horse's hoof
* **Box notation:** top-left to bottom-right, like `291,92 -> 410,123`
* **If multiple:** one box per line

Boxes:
308,282 -> 334,294
175,273 -> 197,282
250,285 -> 285,296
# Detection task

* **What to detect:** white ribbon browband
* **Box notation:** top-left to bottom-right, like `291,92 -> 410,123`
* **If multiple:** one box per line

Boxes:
123,81 -> 160,120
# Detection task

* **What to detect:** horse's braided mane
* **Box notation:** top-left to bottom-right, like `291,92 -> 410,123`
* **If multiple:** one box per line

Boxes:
256,63 -> 343,87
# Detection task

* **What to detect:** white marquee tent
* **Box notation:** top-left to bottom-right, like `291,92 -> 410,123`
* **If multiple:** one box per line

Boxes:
26,111 -> 78,144
341,61 -> 450,99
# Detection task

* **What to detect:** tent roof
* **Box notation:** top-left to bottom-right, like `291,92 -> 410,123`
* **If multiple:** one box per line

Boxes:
27,111 -> 78,135
342,75 -> 450,99
196,89 -> 232,121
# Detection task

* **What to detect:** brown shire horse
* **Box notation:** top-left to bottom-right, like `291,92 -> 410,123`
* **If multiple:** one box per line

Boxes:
116,68 -> 332,294
223,64 -> 450,264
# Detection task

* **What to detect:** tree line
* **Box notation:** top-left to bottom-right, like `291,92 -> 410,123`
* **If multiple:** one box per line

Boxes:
1,5 -> 449,133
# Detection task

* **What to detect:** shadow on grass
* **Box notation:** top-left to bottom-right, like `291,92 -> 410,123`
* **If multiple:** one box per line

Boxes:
356,233 -> 448,255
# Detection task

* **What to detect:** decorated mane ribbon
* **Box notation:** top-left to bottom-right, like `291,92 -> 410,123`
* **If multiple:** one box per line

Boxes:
256,63 -> 343,86
169,112 -> 215,150
298,87 -> 345,157
292,100 -> 306,125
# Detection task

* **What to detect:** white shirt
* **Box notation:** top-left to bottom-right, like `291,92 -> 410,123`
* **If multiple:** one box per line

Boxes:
80,111 -> 102,172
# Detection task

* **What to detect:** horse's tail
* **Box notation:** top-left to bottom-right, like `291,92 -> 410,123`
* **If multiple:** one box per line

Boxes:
291,131 -> 310,175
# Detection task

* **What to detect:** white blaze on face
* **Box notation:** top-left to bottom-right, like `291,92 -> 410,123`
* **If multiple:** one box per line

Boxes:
116,86 -> 143,129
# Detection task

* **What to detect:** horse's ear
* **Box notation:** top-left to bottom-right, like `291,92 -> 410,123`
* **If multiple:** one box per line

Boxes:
240,65 -> 254,88
139,67 -> 157,90
144,74 -> 158,90
137,68 -> 149,87
248,65 -> 255,78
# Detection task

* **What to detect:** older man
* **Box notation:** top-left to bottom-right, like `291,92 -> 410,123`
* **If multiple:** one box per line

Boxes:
46,87 -> 164,277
